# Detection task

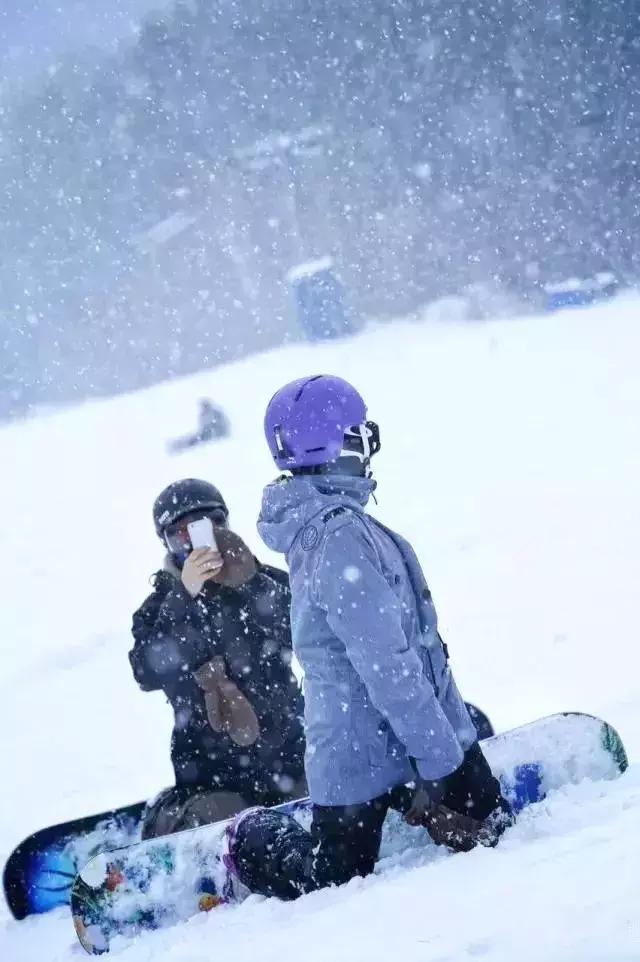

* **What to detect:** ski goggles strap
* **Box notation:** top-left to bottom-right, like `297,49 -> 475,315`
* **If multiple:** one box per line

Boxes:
342,421 -> 381,462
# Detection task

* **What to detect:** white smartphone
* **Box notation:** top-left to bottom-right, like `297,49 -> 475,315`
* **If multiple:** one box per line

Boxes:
187,517 -> 217,550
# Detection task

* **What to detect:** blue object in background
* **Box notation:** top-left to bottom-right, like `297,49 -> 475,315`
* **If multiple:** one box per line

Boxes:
287,256 -> 362,341
544,272 -> 619,312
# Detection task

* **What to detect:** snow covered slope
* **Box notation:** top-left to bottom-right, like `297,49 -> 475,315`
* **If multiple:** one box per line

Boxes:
1,295 -> 639,961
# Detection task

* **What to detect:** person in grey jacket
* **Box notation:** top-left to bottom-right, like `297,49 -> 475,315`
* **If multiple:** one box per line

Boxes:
227,375 -> 511,899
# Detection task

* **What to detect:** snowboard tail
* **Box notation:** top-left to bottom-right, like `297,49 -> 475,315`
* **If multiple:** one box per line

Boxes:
3,801 -> 147,920
70,712 -> 627,955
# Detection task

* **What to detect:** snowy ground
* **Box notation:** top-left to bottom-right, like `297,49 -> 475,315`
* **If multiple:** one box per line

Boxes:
1,295 -> 639,961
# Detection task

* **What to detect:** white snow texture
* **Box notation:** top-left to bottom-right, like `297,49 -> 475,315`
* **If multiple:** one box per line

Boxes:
1,295 -> 639,961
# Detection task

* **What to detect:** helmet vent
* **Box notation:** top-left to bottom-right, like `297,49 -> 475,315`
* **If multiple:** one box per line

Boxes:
294,374 -> 323,402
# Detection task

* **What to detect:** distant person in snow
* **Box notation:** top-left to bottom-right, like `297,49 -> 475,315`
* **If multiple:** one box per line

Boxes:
196,398 -> 230,442
166,399 -> 230,454
129,478 -> 306,839
225,376 -> 512,899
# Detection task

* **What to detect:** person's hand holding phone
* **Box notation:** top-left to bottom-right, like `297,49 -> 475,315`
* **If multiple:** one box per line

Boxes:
181,518 -> 223,597
181,547 -> 224,597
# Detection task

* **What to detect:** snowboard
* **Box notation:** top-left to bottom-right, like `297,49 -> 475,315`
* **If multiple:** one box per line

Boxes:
3,801 -> 147,920
70,713 -> 627,955
2,702 -> 489,922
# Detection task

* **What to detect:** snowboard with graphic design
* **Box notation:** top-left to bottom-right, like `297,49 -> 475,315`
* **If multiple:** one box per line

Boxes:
70,713 -> 627,955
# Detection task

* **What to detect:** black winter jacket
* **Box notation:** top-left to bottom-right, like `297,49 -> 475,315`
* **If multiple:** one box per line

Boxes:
129,561 -> 305,801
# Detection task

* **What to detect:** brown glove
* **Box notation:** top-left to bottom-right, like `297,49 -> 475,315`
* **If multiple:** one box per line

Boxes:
428,803 -> 502,851
194,657 -> 260,747
405,792 -> 499,853
208,528 -> 258,588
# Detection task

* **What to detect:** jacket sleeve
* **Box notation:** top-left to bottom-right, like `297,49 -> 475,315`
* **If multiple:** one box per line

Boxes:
129,579 -> 216,692
311,520 -> 464,781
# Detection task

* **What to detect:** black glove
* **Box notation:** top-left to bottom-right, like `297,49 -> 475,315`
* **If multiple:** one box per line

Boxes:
403,775 -> 449,826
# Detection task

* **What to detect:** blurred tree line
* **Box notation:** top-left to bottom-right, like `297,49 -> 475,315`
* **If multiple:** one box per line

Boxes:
1,0 -> 638,417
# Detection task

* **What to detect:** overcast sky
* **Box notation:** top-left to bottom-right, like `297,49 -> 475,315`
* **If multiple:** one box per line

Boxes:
1,1 -> 171,84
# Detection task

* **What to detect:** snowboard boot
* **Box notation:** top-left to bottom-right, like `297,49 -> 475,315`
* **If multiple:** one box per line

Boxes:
225,807 -> 312,900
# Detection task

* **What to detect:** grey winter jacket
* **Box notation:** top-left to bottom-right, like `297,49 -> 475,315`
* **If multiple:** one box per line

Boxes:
257,474 -> 477,806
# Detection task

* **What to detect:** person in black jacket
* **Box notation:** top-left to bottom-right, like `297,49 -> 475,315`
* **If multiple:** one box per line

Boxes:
129,479 -> 306,838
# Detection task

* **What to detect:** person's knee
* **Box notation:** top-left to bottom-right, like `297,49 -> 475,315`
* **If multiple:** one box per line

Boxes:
141,787 -> 248,839
183,790 -> 247,827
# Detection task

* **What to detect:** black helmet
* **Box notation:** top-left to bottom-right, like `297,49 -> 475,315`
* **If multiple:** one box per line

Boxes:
153,479 -> 228,538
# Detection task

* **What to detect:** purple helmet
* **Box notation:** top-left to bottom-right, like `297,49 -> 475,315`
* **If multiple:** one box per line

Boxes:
264,375 -> 369,470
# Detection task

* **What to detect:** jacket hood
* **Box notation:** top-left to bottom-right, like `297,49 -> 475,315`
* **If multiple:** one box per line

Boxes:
257,474 -> 376,555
